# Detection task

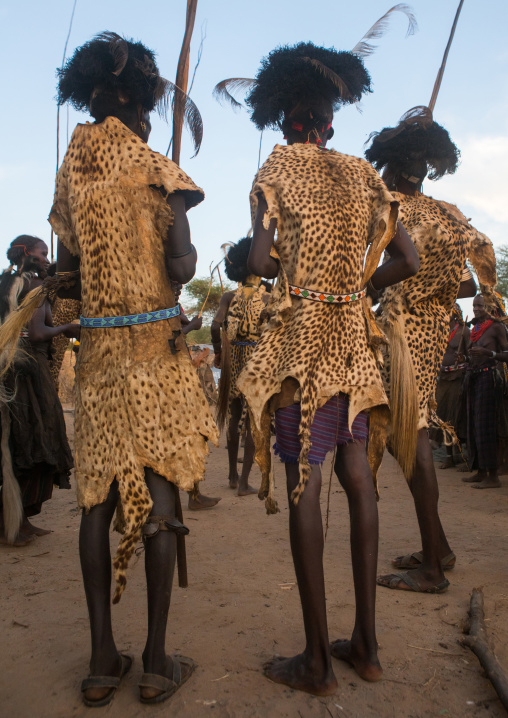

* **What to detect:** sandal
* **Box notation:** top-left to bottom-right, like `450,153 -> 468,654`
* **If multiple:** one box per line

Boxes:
81,653 -> 133,707
377,572 -> 450,593
139,654 -> 196,704
391,551 -> 456,571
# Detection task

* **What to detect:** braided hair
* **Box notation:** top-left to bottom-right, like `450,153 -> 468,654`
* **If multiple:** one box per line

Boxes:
0,235 -> 43,323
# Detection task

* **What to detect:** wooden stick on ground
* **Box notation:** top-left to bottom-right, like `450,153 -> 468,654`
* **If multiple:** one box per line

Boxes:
460,587 -> 508,710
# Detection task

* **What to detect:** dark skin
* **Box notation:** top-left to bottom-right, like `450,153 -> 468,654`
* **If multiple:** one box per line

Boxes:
378,171 -> 476,589
56,98 -> 197,703
461,295 -> 508,488
438,311 -> 470,469
211,284 -> 269,496
248,122 -> 419,694
0,241 -> 79,544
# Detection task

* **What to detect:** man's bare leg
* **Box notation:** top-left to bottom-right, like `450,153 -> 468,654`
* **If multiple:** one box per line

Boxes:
237,415 -> 257,496
264,464 -> 337,696
440,445 -> 455,470
226,398 -> 242,489
79,480 -> 123,702
379,429 -> 448,591
330,441 -> 382,681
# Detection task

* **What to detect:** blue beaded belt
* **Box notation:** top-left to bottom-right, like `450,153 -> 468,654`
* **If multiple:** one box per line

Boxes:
288,283 -> 366,304
80,305 -> 180,328
231,340 -> 257,347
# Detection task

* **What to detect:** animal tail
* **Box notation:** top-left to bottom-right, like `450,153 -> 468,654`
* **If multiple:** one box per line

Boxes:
1,404 -> 23,543
0,286 -> 44,382
216,331 -> 231,433
388,315 -> 419,480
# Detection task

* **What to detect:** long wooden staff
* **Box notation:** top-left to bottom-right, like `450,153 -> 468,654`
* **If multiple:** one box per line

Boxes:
428,0 -> 465,112
172,0 -> 198,166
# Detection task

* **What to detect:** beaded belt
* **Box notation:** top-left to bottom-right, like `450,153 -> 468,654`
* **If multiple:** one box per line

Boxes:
80,305 -> 180,328
231,340 -> 257,347
288,284 -> 366,304
441,363 -> 467,373
467,364 -> 496,375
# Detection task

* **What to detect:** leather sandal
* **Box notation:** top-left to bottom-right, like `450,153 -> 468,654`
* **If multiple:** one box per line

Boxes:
139,654 -> 196,704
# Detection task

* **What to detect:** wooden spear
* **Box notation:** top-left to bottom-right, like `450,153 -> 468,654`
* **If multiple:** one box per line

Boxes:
428,0 -> 465,113
172,0 -> 198,166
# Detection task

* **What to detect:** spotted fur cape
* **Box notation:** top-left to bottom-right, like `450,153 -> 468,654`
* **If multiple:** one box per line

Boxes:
49,116 -> 218,602
376,192 -> 496,479
237,143 -> 398,511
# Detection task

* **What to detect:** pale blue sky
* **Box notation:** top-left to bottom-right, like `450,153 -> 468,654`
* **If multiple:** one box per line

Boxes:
1,0 -> 506,318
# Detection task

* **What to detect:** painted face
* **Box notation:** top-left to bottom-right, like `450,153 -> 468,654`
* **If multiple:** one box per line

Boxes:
29,241 -> 50,271
472,295 -> 487,321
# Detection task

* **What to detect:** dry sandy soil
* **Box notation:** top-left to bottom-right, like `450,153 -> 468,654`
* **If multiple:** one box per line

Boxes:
1,398 -> 507,717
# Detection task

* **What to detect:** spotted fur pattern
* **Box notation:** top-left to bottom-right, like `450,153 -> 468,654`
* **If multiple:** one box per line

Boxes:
378,193 -> 496,457
238,144 -> 398,508
49,298 -> 81,388
49,117 -> 219,602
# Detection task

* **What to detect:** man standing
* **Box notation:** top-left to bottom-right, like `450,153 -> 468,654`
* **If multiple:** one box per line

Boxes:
463,294 -> 508,488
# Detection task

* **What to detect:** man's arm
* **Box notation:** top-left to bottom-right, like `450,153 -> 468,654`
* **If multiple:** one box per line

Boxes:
470,323 -> 508,363
164,192 -> 197,284
211,292 -> 234,367
248,195 -> 278,279
369,221 -> 420,291
56,241 -> 81,300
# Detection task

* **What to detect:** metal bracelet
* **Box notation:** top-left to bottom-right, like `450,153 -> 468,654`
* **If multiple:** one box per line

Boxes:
168,245 -> 194,259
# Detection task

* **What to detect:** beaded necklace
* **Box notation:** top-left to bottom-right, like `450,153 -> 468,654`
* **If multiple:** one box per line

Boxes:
448,323 -> 460,343
470,319 -> 493,344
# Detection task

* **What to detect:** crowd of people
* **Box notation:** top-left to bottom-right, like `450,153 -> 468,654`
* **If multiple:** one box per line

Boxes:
0,30 -> 503,708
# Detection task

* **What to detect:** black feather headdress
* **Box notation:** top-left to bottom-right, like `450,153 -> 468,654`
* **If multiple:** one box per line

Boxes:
213,5 -> 417,129
365,106 -> 460,181
57,31 -> 203,154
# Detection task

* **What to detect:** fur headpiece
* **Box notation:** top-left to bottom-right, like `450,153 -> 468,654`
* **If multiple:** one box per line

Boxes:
365,106 -> 460,182
224,237 -> 252,284
57,31 -> 203,153
213,5 -> 417,131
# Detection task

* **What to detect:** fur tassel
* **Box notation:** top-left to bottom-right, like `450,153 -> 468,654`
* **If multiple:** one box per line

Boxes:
216,330 -> 232,433
388,315 -> 418,479
1,404 -> 23,543
0,287 -> 44,382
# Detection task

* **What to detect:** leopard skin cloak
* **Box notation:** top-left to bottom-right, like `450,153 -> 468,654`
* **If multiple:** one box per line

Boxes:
376,192 -> 497,478
49,116 -> 219,602
237,143 -> 398,511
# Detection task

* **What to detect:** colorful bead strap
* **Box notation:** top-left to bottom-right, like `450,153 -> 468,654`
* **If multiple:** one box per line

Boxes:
288,284 -> 366,304
80,305 -> 180,328
442,363 -> 467,373
231,340 -> 257,347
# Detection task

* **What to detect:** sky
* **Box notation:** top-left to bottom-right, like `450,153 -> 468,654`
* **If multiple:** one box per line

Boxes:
1,0 -> 507,317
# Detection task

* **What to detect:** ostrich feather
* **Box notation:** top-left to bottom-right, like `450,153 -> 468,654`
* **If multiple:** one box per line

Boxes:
302,58 -> 352,100
212,78 -> 256,110
155,77 -> 203,156
95,31 -> 129,76
352,4 -> 418,58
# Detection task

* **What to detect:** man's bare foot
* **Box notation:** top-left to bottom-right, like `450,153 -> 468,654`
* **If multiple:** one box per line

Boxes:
472,479 -> 501,489
462,472 -> 483,483
188,493 -> 222,510
439,457 -> 455,470
228,475 -> 239,490
237,485 -> 258,497
329,639 -> 382,682
263,653 -> 337,696
21,518 -> 52,536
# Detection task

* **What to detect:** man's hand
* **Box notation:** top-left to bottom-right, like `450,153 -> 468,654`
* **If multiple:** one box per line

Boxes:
213,352 -> 221,368
63,323 -> 81,340
469,346 -> 494,358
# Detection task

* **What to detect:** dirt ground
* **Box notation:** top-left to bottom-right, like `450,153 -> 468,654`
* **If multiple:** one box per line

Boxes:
1,401 -> 508,718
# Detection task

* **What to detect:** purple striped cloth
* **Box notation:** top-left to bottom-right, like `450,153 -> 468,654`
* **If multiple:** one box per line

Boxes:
274,393 -> 368,465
